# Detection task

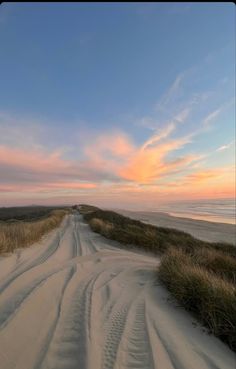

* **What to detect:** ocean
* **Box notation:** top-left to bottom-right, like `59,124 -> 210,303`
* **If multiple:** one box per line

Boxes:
150,198 -> 236,225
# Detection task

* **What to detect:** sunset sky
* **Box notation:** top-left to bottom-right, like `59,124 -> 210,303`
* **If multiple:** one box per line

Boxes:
0,3 -> 235,208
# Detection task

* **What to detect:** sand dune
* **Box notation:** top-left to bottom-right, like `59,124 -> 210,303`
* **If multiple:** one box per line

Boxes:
114,209 -> 236,245
0,213 -> 235,369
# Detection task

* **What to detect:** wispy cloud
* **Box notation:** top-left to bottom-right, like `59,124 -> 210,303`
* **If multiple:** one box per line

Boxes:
139,106 -> 192,131
137,68 -> 214,134
203,98 -> 235,126
203,108 -> 222,126
216,140 -> 235,152
141,123 -> 175,150
155,73 -> 184,114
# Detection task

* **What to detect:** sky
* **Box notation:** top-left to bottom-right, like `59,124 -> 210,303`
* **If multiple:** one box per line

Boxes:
0,2 -> 235,208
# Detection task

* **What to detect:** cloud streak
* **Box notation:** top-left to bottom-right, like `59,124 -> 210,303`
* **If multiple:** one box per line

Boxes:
216,141 -> 235,152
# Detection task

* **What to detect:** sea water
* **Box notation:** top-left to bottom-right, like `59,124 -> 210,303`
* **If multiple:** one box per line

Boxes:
152,198 -> 235,224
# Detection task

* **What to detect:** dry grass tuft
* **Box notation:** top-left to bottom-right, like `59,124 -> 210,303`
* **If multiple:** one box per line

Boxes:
159,248 -> 236,351
0,209 -> 69,254
78,204 -> 100,215
191,248 -> 236,284
89,218 -> 114,236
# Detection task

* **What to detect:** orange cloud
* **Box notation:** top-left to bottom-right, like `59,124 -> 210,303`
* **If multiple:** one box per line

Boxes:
183,167 -> 234,184
155,166 -> 235,200
0,127 -> 234,207
82,129 -> 195,184
0,144 -> 102,196
119,137 -> 193,183
0,182 -> 97,193
102,165 -> 235,203
45,182 -> 97,189
84,132 -> 134,169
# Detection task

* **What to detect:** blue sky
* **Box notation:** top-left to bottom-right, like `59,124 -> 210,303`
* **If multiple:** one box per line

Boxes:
0,3 -> 235,206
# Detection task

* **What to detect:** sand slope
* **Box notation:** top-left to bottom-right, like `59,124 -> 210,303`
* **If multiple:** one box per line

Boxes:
114,209 -> 236,245
0,213 -> 235,369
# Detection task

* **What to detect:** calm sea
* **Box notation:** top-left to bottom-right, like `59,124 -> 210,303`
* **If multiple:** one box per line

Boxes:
151,198 -> 235,225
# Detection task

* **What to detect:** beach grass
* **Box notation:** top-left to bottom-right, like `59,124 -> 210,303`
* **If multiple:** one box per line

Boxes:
84,208 -> 236,257
159,248 -> 236,350
0,209 -> 70,255
0,205 -> 70,221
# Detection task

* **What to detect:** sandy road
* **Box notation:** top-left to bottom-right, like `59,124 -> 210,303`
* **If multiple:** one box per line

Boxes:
0,213 -> 235,369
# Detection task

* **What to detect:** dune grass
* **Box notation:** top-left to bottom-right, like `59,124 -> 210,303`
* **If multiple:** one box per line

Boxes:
0,205 -> 70,221
159,248 -> 236,351
0,209 -> 69,255
190,247 -> 236,284
81,205 -> 236,351
84,209 -> 236,257
78,204 -> 100,215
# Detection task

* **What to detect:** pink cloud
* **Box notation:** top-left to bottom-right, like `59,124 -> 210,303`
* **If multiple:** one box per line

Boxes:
118,137 -> 193,183
0,182 -> 97,193
0,126 -> 234,207
0,145 -> 70,173
82,130 -> 195,184
84,132 -> 134,167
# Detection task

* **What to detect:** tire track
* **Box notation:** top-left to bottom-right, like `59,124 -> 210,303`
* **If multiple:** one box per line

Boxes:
0,265 -> 68,329
33,265 -> 76,369
39,268 -> 103,369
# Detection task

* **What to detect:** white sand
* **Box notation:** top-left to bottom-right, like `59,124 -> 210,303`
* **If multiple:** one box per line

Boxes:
114,209 -> 236,245
0,213 -> 235,369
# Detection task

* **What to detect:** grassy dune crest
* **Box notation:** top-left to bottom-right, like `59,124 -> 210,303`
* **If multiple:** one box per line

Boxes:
81,205 -> 236,351
0,209 -> 69,254
0,205 -> 71,221
83,209 -> 236,257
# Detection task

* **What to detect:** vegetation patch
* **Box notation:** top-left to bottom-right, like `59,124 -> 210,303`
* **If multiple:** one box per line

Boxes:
78,204 -> 100,215
83,208 -> 236,258
0,205 -> 70,222
159,248 -> 236,351
0,209 -> 70,255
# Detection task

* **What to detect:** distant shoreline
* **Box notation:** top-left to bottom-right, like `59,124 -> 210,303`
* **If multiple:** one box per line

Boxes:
149,210 -> 235,225
113,209 -> 236,245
